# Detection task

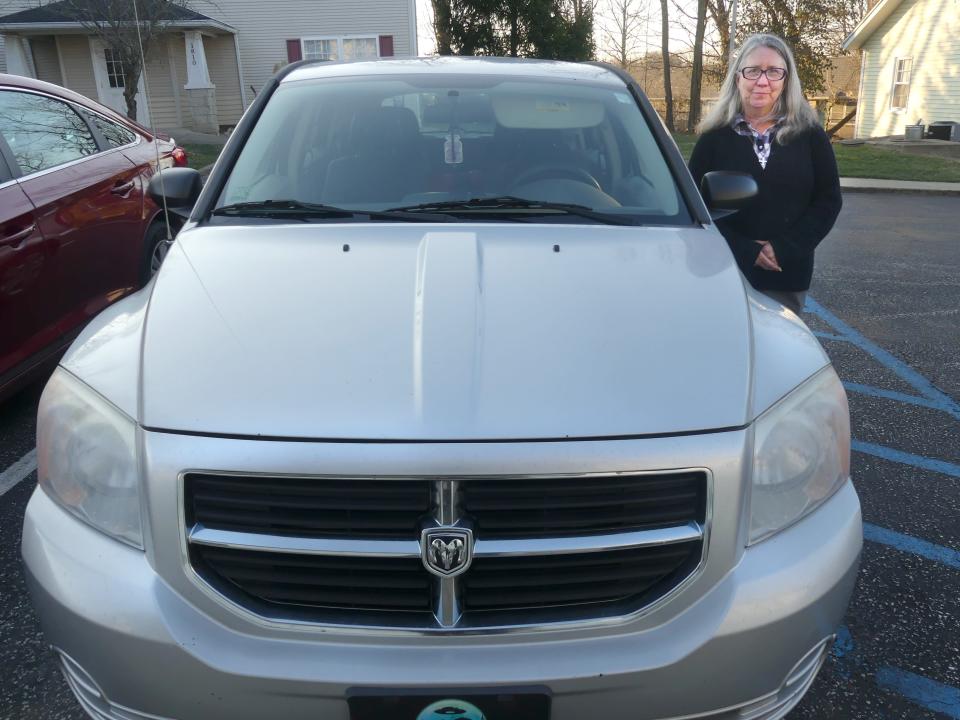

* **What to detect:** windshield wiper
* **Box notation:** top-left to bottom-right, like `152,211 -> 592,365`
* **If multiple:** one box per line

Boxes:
212,200 -> 452,222
386,196 -> 640,226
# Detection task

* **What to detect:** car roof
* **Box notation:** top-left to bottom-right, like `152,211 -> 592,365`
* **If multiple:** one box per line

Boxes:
282,56 -> 625,87
0,72 -> 153,138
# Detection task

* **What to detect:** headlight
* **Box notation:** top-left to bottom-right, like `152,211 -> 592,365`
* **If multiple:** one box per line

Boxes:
749,367 -> 850,545
37,369 -> 142,548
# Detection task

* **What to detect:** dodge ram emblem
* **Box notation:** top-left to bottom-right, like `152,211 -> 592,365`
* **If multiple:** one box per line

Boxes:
421,527 -> 473,577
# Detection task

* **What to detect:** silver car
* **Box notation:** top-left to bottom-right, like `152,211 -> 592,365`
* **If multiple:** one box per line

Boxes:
24,57 -> 861,720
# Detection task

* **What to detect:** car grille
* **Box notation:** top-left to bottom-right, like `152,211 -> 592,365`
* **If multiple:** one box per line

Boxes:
187,474 -> 432,538
184,471 -> 708,629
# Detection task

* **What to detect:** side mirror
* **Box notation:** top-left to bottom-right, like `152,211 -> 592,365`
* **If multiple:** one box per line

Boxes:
147,167 -> 202,214
700,171 -> 757,219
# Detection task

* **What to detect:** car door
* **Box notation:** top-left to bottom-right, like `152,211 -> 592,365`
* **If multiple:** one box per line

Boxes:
0,88 -> 146,335
0,136 -> 59,387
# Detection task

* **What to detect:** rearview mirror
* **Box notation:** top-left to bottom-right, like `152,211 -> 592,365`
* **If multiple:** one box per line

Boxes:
147,168 -> 202,212
700,171 -> 757,219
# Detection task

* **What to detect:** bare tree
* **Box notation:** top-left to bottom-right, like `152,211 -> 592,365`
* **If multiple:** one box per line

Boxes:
687,0 -> 707,130
659,0 -> 674,130
705,0 -> 733,76
600,0 -> 649,68
61,0 -> 195,120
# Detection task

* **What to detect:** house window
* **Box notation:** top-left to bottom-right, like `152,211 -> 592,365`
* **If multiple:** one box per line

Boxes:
302,38 -> 337,62
891,57 -> 912,110
104,48 -> 125,88
342,37 -> 378,61
301,36 -> 379,62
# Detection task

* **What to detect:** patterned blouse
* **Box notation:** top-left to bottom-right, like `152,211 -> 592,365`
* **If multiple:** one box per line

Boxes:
731,115 -> 783,169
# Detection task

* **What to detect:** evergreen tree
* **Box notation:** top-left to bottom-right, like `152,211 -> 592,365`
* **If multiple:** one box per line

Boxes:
431,0 -> 594,60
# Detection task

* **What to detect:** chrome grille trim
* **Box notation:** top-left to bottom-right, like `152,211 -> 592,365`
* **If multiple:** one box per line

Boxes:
189,522 -> 703,559
188,525 -> 422,557
181,468 -> 712,632
474,523 -> 702,557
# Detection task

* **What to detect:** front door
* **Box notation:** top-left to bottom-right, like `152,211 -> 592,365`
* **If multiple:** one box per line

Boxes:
89,39 -> 150,125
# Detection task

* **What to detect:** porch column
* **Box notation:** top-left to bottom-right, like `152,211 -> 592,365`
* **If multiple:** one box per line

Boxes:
4,36 -> 35,78
182,31 -> 218,133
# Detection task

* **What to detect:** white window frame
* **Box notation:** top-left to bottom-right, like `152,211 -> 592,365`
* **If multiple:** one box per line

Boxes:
890,57 -> 912,112
300,35 -> 380,62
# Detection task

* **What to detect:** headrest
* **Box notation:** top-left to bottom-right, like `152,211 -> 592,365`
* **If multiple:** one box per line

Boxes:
349,107 -> 420,154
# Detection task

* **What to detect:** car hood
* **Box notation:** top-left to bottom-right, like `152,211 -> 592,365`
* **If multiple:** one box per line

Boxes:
140,223 -> 754,440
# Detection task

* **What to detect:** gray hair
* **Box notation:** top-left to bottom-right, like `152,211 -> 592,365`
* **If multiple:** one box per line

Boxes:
697,33 -> 819,143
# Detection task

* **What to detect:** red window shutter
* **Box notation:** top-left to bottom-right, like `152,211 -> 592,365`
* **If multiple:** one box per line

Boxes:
378,35 -> 394,57
286,39 -> 303,63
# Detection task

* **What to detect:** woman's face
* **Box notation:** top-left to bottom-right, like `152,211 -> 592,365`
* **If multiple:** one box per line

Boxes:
736,46 -> 787,119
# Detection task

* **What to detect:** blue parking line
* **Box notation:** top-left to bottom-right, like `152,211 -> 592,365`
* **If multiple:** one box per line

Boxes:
876,667 -> 960,719
832,628 -> 960,716
807,297 -> 960,421
863,523 -> 960,571
843,382 -> 945,412
852,440 -> 960,478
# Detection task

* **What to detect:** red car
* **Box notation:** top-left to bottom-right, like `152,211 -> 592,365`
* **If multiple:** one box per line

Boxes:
0,73 -> 186,400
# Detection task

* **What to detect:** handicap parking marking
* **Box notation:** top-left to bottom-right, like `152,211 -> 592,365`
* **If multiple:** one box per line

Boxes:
863,523 -> 960,571
0,448 -> 37,498
807,296 -> 960,421
832,626 -> 960,719
852,440 -> 960,479
842,381 -> 949,413
875,668 -> 960,720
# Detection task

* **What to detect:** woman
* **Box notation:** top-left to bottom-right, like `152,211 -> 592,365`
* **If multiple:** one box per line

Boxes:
688,33 -> 842,314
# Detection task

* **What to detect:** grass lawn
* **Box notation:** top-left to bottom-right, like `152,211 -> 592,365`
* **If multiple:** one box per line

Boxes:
671,132 -> 960,182
832,143 -> 960,182
181,143 -> 224,171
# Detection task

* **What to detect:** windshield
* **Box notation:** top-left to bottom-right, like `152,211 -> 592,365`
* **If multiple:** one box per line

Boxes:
218,74 -> 690,224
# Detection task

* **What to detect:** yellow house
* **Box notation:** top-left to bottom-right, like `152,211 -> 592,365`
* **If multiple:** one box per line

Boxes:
842,0 -> 960,138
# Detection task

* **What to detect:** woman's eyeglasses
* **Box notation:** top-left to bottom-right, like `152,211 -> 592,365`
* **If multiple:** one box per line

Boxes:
740,66 -> 787,81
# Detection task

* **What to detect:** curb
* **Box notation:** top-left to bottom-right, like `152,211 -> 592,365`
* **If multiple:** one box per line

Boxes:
839,177 -> 960,195
840,185 -> 960,196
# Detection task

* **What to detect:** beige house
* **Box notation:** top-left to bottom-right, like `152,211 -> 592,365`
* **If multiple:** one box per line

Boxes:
842,0 -> 960,138
1,0 -> 417,133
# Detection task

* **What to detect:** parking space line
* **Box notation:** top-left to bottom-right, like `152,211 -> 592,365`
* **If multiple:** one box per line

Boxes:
875,667 -> 960,719
807,297 -> 960,421
833,628 -> 960,718
0,448 -> 37,497
852,439 -> 960,478
863,523 -> 960,571
843,382 -> 946,412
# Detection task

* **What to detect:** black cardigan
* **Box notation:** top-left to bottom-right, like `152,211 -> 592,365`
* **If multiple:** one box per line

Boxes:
688,124 -> 842,291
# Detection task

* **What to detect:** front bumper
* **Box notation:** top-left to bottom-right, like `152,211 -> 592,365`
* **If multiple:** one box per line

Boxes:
22,476 -> 861,720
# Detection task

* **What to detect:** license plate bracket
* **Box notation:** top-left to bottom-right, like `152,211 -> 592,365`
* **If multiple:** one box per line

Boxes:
347,685 -> 551,720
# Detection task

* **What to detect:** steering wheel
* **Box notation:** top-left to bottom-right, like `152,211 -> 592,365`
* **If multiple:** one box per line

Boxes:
512,164 -> 602,190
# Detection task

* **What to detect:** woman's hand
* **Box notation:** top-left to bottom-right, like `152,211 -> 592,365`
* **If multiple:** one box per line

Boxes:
754,241 -> 782,272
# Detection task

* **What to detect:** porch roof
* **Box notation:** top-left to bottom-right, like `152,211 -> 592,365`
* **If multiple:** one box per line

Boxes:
0,0 -> 235,35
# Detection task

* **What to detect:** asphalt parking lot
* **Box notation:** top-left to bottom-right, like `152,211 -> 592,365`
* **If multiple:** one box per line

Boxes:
0,191 -> 957,720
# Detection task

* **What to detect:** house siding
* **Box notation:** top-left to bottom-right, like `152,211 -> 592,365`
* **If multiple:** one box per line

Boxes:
0,0 -> 46,73
205,34 -> 243,126
57,36 -> 98,102
30,36 -> 62,85
857,0 -> 960,137
192,0 -> 414,101
145,36 -> 183,130
143,33 -> 244,131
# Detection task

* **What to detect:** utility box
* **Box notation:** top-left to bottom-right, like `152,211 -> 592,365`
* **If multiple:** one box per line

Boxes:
927,121 -> 960,141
